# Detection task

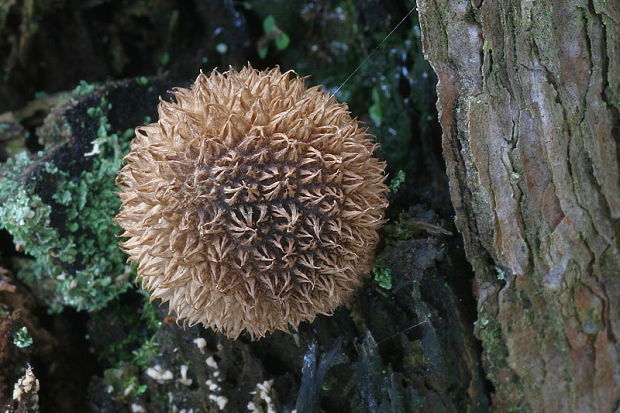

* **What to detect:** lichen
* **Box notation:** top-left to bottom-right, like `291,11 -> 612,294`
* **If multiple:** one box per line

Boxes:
388,169 -> 406,193
476,308 -> 509,386
13,326 -> 33,348
0,96 -> 132,312
372,266 -> 393,290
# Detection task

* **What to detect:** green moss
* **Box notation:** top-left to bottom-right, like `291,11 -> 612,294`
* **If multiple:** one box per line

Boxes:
132,335 -> 161,369
96,297 -> 162,368
102,364 -> 143,399
96,296 -> 162,401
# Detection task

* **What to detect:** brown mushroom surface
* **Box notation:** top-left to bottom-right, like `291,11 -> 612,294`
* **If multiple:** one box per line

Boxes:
116,66 -> 389,339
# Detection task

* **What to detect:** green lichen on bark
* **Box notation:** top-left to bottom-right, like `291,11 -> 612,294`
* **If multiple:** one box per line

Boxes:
0,91 -> 132,312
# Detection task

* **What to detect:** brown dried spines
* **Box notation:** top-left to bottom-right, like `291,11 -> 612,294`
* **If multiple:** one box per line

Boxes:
116,66 -> 388,339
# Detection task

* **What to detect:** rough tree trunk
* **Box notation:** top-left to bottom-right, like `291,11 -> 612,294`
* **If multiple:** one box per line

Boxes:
416,1 -> 620,412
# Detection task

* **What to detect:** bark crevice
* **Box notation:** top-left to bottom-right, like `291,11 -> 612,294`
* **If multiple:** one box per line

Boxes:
417,0 -> 620,411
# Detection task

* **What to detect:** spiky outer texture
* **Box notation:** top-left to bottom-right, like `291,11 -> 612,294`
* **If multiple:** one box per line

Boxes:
116,67 -> 388,339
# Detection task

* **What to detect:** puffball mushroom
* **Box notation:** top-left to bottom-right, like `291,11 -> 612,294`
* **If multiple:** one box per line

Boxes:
116,66 -> 389,339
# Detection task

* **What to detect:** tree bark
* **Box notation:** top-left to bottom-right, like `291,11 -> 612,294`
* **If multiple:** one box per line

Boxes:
416,1 -> 620,412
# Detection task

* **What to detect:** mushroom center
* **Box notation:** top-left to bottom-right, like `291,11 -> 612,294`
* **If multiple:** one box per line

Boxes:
189,133 -> 347,301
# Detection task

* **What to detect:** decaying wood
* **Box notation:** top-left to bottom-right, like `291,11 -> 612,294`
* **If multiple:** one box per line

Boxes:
416,1 -> 620,411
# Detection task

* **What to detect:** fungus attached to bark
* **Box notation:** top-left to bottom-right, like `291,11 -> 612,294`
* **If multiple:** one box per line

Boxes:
116,66 -> 389,339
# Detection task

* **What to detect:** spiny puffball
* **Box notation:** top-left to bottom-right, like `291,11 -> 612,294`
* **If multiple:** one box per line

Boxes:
116,66 -> 389,339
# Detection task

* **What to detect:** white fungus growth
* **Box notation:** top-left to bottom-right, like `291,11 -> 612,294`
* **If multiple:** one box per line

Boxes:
12,366 -> 39,402
178,365 -> 193,386
204,353 -> 228,411
206,356 -> 218,369
193,337 -> 207,353
131,403 -> 146,413
247,379 -> 277,413
206,379 -> 220,392
145,365 -> 174,383
209,394 -> 229,411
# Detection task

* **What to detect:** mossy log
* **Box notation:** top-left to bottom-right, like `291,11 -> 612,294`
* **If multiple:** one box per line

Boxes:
0,75 -> 491,413
0,1 -> 499,411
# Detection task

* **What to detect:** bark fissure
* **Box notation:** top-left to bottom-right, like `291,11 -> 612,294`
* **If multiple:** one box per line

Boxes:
417,0 -> 620,411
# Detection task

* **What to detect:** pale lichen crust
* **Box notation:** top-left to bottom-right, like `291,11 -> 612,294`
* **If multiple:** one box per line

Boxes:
116,66 -> 389,339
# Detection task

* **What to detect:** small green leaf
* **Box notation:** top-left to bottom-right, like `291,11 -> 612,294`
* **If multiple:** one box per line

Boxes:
369,87 -> 383,126
136,77 -> 149,86
136,384 -> 147,395
372,266 -> 392,290
263,15 -> 276,33
73,80 -> 96,95
369,104 -> 382,126
159,52 -> 170,66
122,128 -> 134,140
275,31 -> 290,50
258,46 -> 268,59
389,170 -> 406,192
